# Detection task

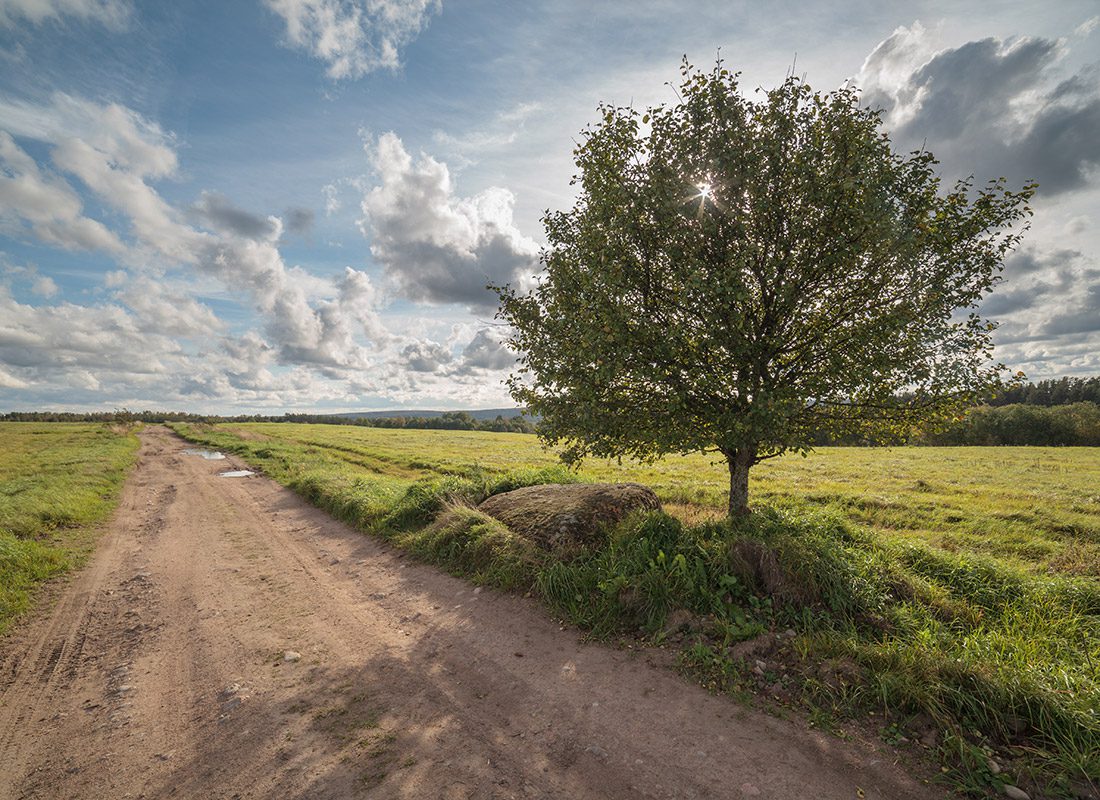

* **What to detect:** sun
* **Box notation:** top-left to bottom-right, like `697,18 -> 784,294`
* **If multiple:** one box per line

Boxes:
696,182 -> 712,201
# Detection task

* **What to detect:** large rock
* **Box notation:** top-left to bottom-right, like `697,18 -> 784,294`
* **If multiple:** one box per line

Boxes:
477,483 -> 661,553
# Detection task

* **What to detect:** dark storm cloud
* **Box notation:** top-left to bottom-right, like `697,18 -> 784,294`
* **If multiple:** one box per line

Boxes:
861,31 -> 1100,196
980,248 -> 1100,336
1041,284 -> 1100,336
283,207 -> 315,235
191,191 -> 279,239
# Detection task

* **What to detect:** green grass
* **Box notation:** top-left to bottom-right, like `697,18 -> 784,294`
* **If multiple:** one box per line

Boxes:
0,422 -> 140,634
170,422 -> 1100,795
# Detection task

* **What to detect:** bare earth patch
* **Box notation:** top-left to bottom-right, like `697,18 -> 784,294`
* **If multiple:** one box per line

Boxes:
0,427 -> 941,799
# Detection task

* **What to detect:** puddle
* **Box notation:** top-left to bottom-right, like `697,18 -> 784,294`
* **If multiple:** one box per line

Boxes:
218,470 -> 255,478
183,449 -> 226,460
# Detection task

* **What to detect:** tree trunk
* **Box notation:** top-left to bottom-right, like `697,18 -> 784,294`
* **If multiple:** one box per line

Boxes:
726,447 -> 755,517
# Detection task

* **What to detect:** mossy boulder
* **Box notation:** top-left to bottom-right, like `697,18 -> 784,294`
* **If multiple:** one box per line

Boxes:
477,482 -> 661,553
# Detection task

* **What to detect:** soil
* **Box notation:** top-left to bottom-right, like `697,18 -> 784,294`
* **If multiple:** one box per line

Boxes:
0,427 -> 943,799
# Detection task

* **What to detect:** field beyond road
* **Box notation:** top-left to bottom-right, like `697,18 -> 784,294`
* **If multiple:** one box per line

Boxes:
0,426 -> 936,799
169,422 -> 1100,796
174,422 -> 1100,576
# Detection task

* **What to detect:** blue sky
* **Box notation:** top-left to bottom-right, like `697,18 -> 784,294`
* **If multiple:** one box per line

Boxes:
1,0 -> 1098,412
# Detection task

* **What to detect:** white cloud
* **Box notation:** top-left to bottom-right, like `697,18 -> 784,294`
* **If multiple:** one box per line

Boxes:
456,327 -> 515,373
359,132 -> 539,309
402,338 -> 451,372
264,0 -> 440,79
0,0 -> 129,28
114,277 -> 223,337
0,131 -> 125,253
1,93 -> 392,372
432,102 -> 544,159
30,274 -> 57,297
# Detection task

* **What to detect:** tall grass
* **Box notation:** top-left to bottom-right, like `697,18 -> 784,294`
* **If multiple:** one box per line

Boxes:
0,422 -> 140,633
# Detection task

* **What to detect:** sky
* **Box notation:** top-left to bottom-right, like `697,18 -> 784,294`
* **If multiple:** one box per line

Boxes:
0,0 -> 1097,414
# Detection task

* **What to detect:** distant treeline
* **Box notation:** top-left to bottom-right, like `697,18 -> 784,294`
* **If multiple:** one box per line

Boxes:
919,402 -> 1100,446
986,377 -> 1100,407
277,411 -> 536,434
0,409 -> 537,434
5,387 -> 1100,446
809,402 -> 1100,447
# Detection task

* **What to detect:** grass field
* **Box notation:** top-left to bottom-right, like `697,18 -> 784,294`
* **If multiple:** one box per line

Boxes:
171,422 -> 1100,796
0,422 -> 140,634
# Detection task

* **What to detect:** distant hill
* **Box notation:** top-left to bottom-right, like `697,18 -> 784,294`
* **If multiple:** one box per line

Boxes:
333,408 -> 528,421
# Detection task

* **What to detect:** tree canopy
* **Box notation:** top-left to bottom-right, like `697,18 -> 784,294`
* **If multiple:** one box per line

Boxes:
497,61 -> 1035,515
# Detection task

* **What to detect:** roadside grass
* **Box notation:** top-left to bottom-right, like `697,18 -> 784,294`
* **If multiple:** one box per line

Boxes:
170,422 -> 1100,795
0,422 -> 140,634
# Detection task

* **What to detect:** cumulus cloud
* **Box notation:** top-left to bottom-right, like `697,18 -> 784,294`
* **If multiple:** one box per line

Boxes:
0,278 -> 375,411
0,131 -> 125,252
0,284 -> 177,381
856,23 -> 1100,195
0,0 -> 129,28
456,327 -> 515,372
359,132 -> 539,309
402,339 -> 451,372
1,93 -> 390,377
30,275 -> 57,297
264,0 -> 440,79
114,277 -> 223,337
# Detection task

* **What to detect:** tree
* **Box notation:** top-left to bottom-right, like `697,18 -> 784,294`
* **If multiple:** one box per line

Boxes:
497,61 -> 1035,516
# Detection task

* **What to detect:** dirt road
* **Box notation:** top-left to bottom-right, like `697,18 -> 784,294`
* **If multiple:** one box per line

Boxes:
0,427 -> 940,799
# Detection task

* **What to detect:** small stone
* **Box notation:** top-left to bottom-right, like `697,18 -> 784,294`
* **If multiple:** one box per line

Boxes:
583,744 -> 609,761
473,587 -> 482,595
784,629 -> 796,638
282,650 -> 301,663
987,758 -> 1002,775
754,659 -> 767,671
1003,786 -> 1030,800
